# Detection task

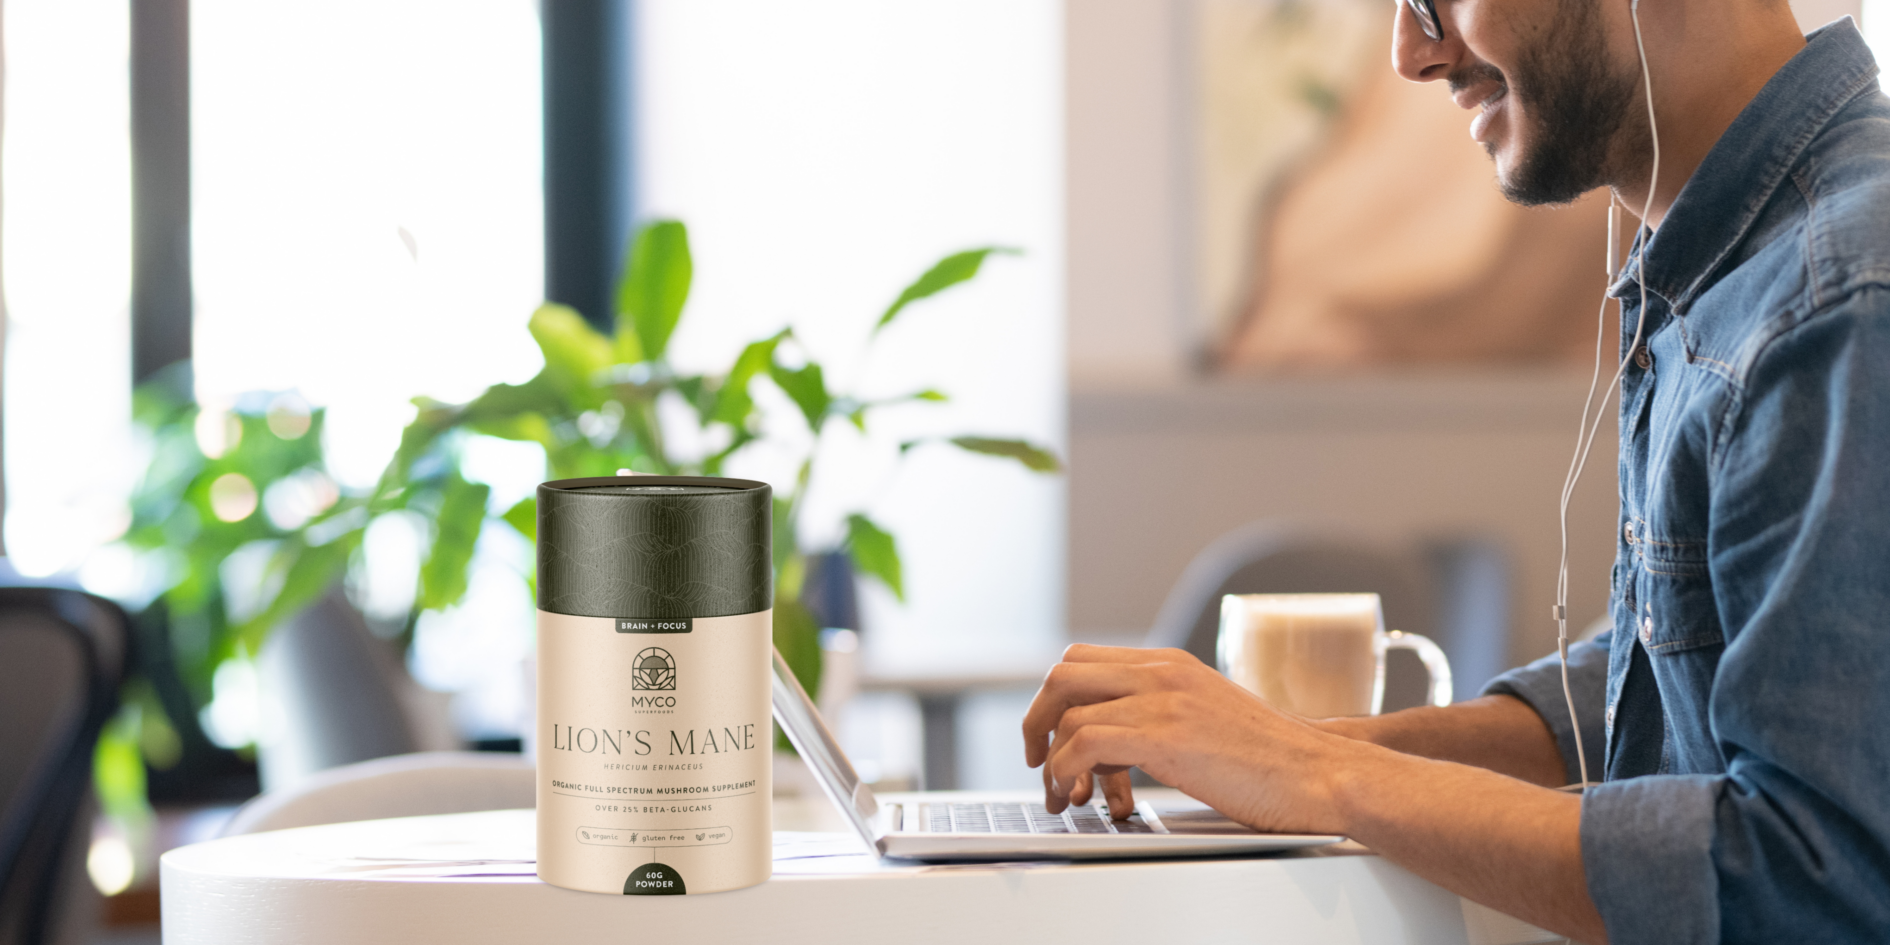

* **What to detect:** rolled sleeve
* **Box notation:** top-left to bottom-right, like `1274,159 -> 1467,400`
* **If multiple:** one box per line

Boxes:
1480,632 -> 1610,787
1581,775 -> 1722,945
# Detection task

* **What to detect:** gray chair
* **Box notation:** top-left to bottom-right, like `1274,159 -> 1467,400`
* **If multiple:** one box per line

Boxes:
256,587 -> 424,792
0,588 -> 130,945
1144,522 -> 1512,710
220,751 -> 534,837
1145,522 -> 1433,658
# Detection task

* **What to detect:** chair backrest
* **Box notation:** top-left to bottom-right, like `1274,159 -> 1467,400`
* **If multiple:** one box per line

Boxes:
220,751 -> 535,837
1144,522 -> 1435,668
256,586 -> 420,792
0,588 -> 129,945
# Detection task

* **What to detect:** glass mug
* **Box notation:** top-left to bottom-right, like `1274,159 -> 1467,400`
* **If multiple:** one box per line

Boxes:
1217,593 -> 1452,717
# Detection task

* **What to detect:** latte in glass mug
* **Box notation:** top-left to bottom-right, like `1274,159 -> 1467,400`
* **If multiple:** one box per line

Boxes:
1217,593 -> 1452,718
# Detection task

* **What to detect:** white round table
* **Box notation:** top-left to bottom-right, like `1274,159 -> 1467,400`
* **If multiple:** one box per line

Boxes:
161,805 -> 1558,944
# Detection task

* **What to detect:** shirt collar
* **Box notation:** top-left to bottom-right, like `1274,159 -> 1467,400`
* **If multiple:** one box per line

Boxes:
1609,18 -> 1881,310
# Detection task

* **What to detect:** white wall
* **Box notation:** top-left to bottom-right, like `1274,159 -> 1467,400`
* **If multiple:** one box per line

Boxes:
636,0 -> 1067,670
1795,0 -> 1865,33
1066,376 -> 1621,686
1065,0 -> 1192,383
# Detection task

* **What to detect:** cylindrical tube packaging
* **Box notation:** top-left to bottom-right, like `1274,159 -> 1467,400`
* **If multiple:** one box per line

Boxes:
535,475 -> 773,895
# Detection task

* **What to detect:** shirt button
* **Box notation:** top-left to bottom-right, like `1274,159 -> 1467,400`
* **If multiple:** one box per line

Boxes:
1623,521 -> 1635,542
1634,346 -> 1652,370
1639,617 -> 1653,645
1606,704 -> 1616,727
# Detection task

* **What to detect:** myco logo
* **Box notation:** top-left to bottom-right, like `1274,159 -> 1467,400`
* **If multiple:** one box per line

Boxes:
632,647 -> 676,691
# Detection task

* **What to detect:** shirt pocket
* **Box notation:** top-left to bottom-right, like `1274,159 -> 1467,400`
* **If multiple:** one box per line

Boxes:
1629,526 -> 1725,773
1632,532 -> 1722,653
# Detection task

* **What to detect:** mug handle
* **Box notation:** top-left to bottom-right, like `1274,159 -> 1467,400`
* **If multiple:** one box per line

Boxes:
1383,631 -> 1453,708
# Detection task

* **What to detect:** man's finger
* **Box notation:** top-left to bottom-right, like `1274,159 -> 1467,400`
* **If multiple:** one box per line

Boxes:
1023,657 -> 1201,766
1069,770 -> 1095,809
1057,644 -> 1201,666
1045,724 -> 1154,795
1100,769 -> 1136,821
1042,697 -> 1166,798
1042,762 -> 1089,814
1022,662 -> 1159,766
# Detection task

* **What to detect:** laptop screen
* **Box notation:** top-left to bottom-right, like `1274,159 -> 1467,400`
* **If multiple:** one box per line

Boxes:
771,648 -> 882,848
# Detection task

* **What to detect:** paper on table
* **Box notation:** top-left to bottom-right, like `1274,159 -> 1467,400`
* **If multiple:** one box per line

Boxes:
770,832 -> 872,861
320,858 -> 540,879
304,831 -> 874,880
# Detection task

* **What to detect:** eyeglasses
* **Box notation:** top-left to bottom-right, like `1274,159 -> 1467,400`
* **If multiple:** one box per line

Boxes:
1404,0 -> 1444,41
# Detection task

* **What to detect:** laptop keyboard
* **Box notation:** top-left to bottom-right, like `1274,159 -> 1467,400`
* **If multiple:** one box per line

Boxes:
922,802 -> 1154,835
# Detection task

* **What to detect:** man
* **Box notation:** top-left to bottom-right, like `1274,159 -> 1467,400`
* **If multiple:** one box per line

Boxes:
1023,0 -> 1890,941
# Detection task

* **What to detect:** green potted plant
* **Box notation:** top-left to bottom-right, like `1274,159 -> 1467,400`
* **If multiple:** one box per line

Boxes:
110,219 -> 1060,782
371,219 -> 1060,698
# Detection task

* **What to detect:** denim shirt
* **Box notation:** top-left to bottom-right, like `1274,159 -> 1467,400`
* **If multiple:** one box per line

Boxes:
1482,20 -> 1890,945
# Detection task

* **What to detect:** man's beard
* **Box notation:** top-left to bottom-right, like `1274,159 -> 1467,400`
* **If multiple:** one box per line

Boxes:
1457,0 -> 1641,206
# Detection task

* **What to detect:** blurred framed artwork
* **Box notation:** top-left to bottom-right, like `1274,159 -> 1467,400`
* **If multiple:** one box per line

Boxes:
1188,0 -> 1612,371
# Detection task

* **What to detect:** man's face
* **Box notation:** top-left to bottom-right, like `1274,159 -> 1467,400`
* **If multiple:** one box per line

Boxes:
1400,0 -> 1642,205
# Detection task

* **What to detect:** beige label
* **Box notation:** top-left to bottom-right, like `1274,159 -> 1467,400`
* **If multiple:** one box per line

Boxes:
536,609 -> 773,895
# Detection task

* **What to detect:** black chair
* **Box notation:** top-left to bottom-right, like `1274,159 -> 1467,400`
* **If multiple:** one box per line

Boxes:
0,587 -> 131,945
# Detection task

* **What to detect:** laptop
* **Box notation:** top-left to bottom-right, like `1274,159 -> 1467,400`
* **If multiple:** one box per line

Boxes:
770,649 -> 1344,860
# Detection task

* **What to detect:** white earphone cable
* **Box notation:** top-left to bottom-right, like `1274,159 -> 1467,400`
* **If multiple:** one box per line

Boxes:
1554,0 -> 1661,793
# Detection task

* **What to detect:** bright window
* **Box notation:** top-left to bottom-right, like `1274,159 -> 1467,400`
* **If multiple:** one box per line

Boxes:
2,0 -> 135,577
190,1 -> 546,738
191,0 -> 545,488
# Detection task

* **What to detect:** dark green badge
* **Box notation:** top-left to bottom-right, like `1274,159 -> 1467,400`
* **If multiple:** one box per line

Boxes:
624,862 -> 686,895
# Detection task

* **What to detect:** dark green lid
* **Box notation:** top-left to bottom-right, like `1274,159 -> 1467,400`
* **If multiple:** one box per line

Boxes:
536,476 -> 773,619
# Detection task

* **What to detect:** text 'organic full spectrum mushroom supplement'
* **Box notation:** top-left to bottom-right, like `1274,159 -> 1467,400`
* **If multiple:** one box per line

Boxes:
535,475 -> 773,895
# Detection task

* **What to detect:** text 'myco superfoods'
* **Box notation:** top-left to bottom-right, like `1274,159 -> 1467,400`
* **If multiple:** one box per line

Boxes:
535,475 -> 773,895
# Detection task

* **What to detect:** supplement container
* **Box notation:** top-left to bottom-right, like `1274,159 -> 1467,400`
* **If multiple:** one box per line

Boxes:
535,475 -> 773,895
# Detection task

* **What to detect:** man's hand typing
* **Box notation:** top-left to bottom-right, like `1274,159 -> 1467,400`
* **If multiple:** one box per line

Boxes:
1022,644 -> 1352,833
1019,643 -> 1606,943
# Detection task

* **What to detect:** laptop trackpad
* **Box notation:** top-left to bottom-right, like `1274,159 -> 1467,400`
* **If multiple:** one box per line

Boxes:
1149,800 -> 1259,835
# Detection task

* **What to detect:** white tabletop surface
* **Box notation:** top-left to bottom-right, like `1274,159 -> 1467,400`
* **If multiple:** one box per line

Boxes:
161,799 -> 1559,945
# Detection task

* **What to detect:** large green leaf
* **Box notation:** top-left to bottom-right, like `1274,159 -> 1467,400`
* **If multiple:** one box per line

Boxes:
710,330 -> 787,427
529,303 -> 613,399
771,495 -> 798,575
230,534 -> 358,653
502,496 -> 537,543
418,474 -> 490,611
377,400 -> 459,500
773,595 -> 823,706
844,513 -> 903,601
843,388 -> 947,434
463,411 -> 556,449
701,429 -> 756,477
947,436 -> 1063,473
875,246 -> 1019,333
672,375 -> 714,426
461,376 -> 565,429
93,713 -> 149,822
769,360 -> 831,433
616,220 -> 692,363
